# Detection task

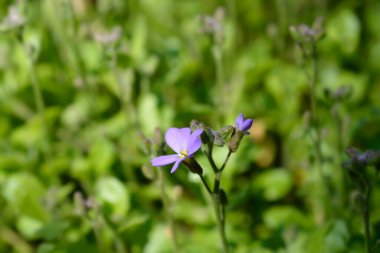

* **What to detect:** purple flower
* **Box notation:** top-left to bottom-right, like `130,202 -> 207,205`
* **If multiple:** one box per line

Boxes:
151,128 -> 203,173
235,113 -> 253,132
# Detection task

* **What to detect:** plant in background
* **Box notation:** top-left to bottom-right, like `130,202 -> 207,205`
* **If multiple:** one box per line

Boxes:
324,85 -> 352,209
290,18 -> 335,219
343,147 -> 380,253
151,113 -> 253,253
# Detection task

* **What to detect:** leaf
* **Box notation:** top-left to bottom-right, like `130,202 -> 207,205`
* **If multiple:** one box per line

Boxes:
16,216 -> 44,240
137,93 -> 160,134
263,206 -> 311,229
35,220 -> 69,241
3,173 -> 48,221
252,169 -> 293,201
94,176 -> 130,220
89,138 -> 116,176
36,243 -> 55,253
327,9 -> 360,55
324,220 -> 349,253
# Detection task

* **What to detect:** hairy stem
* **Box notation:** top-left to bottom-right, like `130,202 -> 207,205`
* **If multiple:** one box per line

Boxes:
220,151 -> 232,172
199,174 -> 212,194
206,144 -> 219,173
212,193 -> 229,253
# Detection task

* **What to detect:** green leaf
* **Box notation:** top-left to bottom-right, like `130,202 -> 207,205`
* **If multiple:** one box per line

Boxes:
324,220 -> 349,253
94,177 -> 130,220
137,93 -> 160,134
3,173 -> 48,221
252,169 -> 293,201
89,138 -> 116,176
36,243 -> 56,253
327,9 -> 360,55
143,224 -> 172,253
263,206 -> 311,229
16,216 -> 44,240
35,220 -> 69,241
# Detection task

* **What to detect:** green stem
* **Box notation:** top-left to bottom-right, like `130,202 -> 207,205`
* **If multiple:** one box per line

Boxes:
202,140 -> 233,252
199,174 -> 212,194
309,42 -> 324,180
212,193 -> 229,253
91,211 -> 105,253
363,181 -> 371,253
210,151 -> 232,253
332,104 -> 348,212
205,144 -> 219,173
213,38 -> 225,123
363,204 -> 371,253
22,43 -> 50,155
220,151 -> 232,172
300,40 -> 331,218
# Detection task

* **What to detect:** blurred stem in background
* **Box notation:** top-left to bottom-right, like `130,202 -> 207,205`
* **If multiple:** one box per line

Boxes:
201,7 -> 226,124
19,28 -> 50,156
157,168 -> 180,253
104,38 -> 138,183
326,85 -> 352,215
66,0 -> 90,88
290,19 -> 333,221
343,148 -> 380,253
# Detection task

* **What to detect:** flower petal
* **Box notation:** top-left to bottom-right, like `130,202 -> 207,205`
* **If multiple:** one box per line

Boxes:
187,129 -> 203,155
170,158 -> 185,173
165,128 -> 191,153
235,113 -> 244,130
151,154 -> 179,167
241,119 -> 253,132
179,127 -> 191,149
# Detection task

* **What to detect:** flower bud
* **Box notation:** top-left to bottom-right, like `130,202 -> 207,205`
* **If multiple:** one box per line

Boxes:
190,120 -> 214,145
183,157 -> 203,175
228,129 -> 245,153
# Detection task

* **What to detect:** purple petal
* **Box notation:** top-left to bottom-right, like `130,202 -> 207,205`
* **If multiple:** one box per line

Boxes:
179,127 -> 191,148
187,129 -> 203,155
151,154 -> 179,167
240,119 -> 253,131
170,158 -> 185,173
165,128 -> 191,153
235,113 -> 244,130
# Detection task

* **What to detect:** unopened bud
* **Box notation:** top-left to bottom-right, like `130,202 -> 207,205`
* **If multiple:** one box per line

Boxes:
183,157 -> 203,175
228,129 -> 245,152
190,120 -> 214,145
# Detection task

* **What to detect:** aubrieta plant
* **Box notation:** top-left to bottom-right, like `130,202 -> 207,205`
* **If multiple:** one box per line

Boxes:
343,147 -> 380,253
151,113 -> 253,253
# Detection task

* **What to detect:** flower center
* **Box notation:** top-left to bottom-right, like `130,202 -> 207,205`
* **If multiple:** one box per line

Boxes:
178,149 -> 188,158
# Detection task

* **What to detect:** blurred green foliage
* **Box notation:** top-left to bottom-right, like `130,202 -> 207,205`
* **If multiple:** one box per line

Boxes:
0,0 -> 380,252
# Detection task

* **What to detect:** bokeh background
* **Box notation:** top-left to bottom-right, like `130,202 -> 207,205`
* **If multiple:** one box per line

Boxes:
1,0 -> 380,252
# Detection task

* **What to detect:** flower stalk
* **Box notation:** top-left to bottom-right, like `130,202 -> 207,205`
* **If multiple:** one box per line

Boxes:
151,114 -> 253,253
343,147 -> 380,253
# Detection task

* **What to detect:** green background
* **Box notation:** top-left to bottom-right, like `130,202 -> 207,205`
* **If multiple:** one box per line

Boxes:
1,0 -> 380,252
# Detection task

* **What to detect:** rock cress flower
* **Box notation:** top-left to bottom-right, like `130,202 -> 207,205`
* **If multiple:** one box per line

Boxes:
151,128 -> 203,173
235,113 -> 253,132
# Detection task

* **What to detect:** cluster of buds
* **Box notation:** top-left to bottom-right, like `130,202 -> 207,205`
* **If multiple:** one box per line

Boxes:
342,147 -> 380,210
150,113 -> 253,175
289,16 -> 325,44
